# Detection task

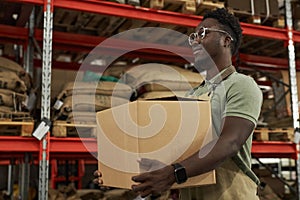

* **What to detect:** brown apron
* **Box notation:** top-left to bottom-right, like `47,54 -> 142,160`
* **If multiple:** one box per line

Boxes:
179,159 -> 259,200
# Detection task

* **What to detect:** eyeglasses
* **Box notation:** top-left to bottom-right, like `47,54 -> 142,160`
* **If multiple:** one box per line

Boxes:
188,27 -> 234,46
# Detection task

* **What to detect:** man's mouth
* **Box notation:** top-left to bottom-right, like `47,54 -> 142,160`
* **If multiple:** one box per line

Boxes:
192,45 -> 203,56
193,49 -> 202,55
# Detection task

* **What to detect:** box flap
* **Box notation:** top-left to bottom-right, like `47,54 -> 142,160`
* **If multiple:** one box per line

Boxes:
97,101 -> 139,188
138,91 -> 187,100
139,91 -> 210,101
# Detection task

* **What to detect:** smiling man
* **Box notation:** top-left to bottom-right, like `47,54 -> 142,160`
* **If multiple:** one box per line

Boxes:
94,8 -> 263,200
130,8 -> 263,200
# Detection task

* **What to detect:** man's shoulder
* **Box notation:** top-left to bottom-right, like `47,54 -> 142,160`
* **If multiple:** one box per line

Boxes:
226,72 -> 258,87
229,72 -> 254,81
224,72 -> 262,97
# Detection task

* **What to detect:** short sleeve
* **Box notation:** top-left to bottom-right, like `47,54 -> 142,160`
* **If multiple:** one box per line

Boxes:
224,75 -> 263,125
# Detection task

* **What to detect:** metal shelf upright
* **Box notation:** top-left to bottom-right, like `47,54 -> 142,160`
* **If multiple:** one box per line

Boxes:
38,0 -> 53,199
285,0 -> 300,199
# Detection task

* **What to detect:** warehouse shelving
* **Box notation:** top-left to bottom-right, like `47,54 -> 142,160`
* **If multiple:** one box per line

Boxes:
0,24 -> 299,69
3,0 -> 299,40
1,24 -> 300,69
1,0 -> 300,61
0,136 -> 297,160
1,0 -> 300,199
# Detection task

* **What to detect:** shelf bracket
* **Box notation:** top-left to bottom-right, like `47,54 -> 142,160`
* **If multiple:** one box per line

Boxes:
285,0 -> 300,199
38,0 -> 53,199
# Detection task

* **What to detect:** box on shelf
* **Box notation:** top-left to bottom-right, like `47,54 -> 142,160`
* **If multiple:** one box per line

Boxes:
226,0 -> 251,13
226,0 -> 279,16
292,2 -> 300,20
96,95 -> 215,189
226,0 -> 279,20
254,0 -> 279,18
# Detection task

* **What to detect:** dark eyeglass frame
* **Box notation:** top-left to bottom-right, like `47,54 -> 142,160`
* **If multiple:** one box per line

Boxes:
188,27 -> 234,46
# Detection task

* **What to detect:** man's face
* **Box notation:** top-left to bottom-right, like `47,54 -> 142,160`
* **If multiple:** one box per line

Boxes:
191,18 -> 222,72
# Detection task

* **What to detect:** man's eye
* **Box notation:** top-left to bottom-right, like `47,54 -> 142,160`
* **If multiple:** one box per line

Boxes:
198,28 -> 205,37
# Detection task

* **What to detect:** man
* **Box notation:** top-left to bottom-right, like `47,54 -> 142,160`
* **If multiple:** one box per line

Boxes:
95,8 -> 262,200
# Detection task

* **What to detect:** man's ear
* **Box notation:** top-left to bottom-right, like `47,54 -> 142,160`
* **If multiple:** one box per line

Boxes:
224,36 -> 232,47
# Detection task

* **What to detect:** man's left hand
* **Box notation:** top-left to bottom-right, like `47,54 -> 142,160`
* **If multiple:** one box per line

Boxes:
131,163 -> 175,198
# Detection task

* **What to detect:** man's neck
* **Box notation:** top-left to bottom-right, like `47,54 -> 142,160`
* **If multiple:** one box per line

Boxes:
206,68 -> 220,80
206,63 -> 233,80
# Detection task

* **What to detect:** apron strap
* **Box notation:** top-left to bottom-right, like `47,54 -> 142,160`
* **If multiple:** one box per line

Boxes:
212,65 -> 236,85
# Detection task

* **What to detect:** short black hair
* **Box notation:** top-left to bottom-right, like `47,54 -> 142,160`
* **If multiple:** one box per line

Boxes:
203,8 -> 242,56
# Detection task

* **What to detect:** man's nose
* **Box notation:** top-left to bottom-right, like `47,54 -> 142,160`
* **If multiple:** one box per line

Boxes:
191,37 -> 201,46
191,41 -> 201,49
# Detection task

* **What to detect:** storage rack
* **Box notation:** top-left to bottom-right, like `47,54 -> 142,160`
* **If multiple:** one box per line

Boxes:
1,0 -> 300,199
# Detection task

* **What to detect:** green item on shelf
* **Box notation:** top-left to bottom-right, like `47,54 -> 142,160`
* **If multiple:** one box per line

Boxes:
82,70 -> 119,82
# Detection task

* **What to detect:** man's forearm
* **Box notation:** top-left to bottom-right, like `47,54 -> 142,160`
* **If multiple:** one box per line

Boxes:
180,135 -> 240,178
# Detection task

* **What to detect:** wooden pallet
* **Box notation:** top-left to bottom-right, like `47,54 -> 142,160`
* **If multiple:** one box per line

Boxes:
148,0 -> 196,14
253,128 -> 294,142
196,1 -> 224,15
0,111 -> 32,121
52,121 -> 97,138
0,120 -> 34,137
273,15 -> 285,28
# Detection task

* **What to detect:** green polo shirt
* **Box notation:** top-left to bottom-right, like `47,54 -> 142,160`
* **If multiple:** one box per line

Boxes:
181,69 -> 263,199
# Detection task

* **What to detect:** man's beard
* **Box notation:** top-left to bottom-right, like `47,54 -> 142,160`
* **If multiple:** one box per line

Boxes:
194,53 -> 215,73
192,44 -> 216,74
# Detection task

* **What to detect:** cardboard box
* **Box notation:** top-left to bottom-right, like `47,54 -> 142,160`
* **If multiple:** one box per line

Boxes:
96,99 -> 216,189
226,0 -> 252,13
254,0 -> 279,18
292,2 -> 300,20
226,0 -> 279,17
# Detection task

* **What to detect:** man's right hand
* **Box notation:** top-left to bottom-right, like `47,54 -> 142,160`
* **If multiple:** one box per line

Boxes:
93,170 -> 103,187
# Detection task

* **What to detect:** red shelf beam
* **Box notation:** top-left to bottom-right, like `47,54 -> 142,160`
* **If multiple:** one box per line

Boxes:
0,24 -> 192,64
8,0 -> 201,27
0,136 -> 39,159
0,137 -> 297,160
251,141 -> 297,159
0,136 -> 39,152
239,53 -> 300,71
0,136 -> 97,160
0,24 -> 299,71
49,137 -> 97,160
6,0 -> 295,41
